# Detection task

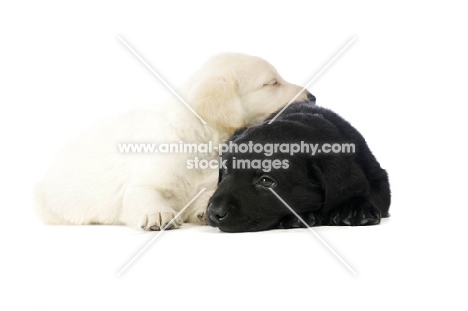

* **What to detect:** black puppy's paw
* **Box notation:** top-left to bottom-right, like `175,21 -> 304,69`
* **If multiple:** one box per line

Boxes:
278,213 -> 322,229
330,199 -> 381,226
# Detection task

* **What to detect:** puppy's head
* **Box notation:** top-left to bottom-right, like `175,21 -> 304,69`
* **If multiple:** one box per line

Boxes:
188,53 -> 315,133
207,115 -> 368,232
208,152 -> 323,232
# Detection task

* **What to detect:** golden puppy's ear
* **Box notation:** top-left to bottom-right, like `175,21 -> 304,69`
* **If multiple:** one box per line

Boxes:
189,75 -> 245,132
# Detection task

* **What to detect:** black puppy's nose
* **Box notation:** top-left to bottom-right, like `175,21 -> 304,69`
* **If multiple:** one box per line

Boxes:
307,92 -> 316,103
207,203 -> 229,224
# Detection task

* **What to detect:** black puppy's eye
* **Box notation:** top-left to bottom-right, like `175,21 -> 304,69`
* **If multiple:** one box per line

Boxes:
258,176 -> 276,188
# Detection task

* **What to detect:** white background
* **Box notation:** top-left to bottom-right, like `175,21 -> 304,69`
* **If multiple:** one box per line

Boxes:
1,1 -> 467,310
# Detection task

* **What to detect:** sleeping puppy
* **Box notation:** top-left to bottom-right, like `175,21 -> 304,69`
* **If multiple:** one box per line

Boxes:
35,53 -> 314,230
207,102 -> 390,232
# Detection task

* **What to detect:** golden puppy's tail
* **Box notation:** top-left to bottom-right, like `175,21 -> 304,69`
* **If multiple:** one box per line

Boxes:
33,182 -> 46,222
33,182 -> 65,225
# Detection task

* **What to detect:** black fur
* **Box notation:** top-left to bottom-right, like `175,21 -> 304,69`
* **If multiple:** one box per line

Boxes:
207,102 -> 391,232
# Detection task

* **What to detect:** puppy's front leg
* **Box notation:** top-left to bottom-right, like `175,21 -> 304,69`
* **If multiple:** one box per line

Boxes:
188,189 -> 215,224
120,186 -> 182,231
278,212 -> 323,229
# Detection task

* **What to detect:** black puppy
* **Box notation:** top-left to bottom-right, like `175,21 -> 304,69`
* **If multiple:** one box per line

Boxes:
207,102 -> 391,232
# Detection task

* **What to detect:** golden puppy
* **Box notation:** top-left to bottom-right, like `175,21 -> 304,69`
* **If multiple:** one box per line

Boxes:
35,53 -> 314,230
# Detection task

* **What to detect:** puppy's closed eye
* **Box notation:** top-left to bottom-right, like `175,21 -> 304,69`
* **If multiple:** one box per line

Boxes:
263,80 -> 279,87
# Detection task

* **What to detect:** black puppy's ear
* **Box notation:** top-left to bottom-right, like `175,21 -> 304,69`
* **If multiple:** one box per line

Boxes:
218,164 -> 223,185
312,157 -> 370,213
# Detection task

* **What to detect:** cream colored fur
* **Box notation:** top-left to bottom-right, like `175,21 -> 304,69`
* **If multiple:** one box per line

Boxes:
35,53 -> 310,230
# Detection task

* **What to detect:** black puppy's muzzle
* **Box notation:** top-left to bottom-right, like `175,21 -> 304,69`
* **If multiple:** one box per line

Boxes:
207,203 -> 231,226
